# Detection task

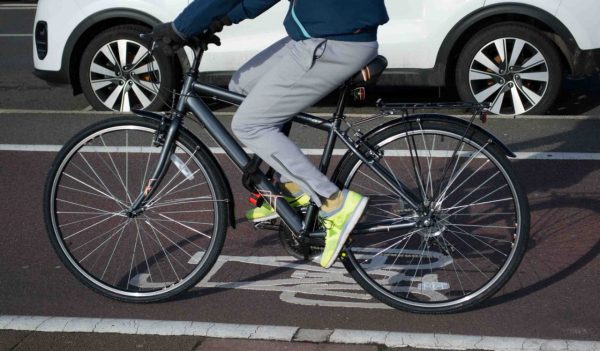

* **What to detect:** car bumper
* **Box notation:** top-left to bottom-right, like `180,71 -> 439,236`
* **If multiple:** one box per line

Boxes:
33,68 -> 71,86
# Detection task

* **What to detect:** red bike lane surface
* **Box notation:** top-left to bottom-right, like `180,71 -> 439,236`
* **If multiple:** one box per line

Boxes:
0,151 -> 598,341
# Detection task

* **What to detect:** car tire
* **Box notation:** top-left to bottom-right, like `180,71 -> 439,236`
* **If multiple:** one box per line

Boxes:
79,24 -> 177,112
456,22 -> 562,115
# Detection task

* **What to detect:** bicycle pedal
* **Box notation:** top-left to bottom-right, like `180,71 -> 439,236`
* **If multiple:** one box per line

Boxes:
253,220 -> 279,231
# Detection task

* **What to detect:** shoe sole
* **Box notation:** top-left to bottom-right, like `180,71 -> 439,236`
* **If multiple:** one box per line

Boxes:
247,212 -> 280,223
322,196 -> 369,269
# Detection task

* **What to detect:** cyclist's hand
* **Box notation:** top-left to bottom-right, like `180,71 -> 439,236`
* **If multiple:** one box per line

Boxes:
150,22 -> 187,56
208,16 -> 232,34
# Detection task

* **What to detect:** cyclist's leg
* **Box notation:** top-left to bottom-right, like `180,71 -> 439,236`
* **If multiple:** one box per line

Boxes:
231,38 -> 378,206
228,37 -> 292,95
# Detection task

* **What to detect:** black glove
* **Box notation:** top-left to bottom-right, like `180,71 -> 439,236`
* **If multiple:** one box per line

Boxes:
151,22 -> 187,56
207,16 -> 232,34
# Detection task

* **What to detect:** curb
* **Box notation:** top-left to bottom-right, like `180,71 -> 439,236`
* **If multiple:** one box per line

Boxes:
1,315 -> 599,351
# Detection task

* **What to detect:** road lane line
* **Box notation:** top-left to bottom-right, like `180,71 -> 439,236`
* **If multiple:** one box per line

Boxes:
1,315 -> 598,350
0,5 -> 37,10
0,34 -> 32,37
1,143 -> 600,160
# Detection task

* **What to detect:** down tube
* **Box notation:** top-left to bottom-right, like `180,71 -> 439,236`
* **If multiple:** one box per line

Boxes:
185,96 -> 305,233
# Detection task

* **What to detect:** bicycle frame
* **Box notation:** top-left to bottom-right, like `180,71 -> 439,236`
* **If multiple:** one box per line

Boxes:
130,45 -> 421,242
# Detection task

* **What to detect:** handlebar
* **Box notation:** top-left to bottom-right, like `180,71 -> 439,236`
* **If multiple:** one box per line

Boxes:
140,31 -> 221,52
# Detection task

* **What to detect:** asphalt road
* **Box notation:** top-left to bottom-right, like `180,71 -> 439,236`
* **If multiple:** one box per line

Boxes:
1,4 -> 600,350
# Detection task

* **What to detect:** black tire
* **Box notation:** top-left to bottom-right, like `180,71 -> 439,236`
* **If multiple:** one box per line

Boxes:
456,22 -> 562,115
44,116 -> 228,302
335,117 -> 529,313
79,25 -> 177,112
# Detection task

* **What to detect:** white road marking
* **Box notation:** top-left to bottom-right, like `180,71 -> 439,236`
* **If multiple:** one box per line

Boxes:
0,4 -> 37,10
0,34 -> 32,37
1,315 -> 598,350
1,143 -> 600,160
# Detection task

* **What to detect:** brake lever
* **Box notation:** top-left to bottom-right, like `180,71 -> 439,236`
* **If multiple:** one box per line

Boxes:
194,32 -> 221,51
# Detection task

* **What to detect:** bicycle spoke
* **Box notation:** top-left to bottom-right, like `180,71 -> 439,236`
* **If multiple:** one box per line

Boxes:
436,160 -> 490,204
356,169 -> 402,199
144,220 -> 186,279
443,226 -> 510,255
143,220 -> 182,282
59,212 -> 114,228
445,229 -> 499,272
79,219 -> 129,263
62,172 -> 127,208
57,198 -> 119,216
76,151 -> 128,210
443,170 -> 501,210
143,216 -> 204,254
71,219 -> 130,253
63,213 -> 122,240
381,230 -> 417,287
436,141 -> 490,205
126,222 -> 140,290
444,185 -> 509,215
98,135 -> 134,205
133,219 -> 153,286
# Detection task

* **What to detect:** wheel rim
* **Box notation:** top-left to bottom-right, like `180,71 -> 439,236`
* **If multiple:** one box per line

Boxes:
343,128 -> 523,308
468,37 -> 549,115
50,125 -> 220,298
88,39 -> 161,112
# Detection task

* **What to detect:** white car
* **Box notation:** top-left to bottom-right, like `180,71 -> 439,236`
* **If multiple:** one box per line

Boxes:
33,0 -> 600,115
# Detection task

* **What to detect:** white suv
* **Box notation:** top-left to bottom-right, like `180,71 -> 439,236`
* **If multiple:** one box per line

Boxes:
33,0 -> 600,115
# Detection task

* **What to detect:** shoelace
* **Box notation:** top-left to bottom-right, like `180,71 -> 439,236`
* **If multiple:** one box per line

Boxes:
318,217 -> 334,231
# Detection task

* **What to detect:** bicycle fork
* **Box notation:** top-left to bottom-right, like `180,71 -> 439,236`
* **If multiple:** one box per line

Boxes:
127,114 -> 183,218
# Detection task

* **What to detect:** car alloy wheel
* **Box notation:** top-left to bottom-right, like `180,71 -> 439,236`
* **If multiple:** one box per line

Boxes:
468,37 -> 549,115
456,23 -> 562,116
79,25 -> 176,112
89,39 -> 161,112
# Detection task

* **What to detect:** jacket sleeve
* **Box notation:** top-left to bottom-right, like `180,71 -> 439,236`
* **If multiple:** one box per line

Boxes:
174,0 -> 281,38
174,0 -> 242,38
227,0 -> 281,24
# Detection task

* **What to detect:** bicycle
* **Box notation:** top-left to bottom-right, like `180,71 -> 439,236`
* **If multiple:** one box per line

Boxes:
44,33 -> 530,314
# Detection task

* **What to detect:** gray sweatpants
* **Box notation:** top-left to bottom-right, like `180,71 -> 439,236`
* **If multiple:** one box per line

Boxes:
229,37 -> 378,206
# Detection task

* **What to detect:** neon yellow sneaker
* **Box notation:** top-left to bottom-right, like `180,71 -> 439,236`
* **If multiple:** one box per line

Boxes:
320,190 -> 369,269
245,193 -> 311,222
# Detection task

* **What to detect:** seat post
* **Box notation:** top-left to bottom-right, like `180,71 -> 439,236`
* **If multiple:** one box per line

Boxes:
334,82 -> 351,119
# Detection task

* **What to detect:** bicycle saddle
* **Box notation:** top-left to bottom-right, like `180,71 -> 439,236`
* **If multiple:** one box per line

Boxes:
351,55 -> 388,87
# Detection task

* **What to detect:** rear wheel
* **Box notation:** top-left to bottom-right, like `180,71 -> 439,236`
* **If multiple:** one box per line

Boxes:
44,116 -> 227,302
335,117 -> 529,313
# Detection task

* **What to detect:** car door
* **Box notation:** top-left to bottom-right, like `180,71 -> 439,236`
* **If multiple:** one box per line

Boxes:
379,0 -> 485,70
483,0 -> 561,14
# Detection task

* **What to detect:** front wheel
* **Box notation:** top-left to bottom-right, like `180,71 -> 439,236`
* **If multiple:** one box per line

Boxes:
44,116 -> 228,302
335,117 -> 529,313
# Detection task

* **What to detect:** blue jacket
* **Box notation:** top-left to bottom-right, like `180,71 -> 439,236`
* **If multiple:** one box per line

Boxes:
174,0 -> 389,42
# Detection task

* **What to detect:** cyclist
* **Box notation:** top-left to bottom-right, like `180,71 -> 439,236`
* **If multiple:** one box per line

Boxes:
151,0 -> 389,269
